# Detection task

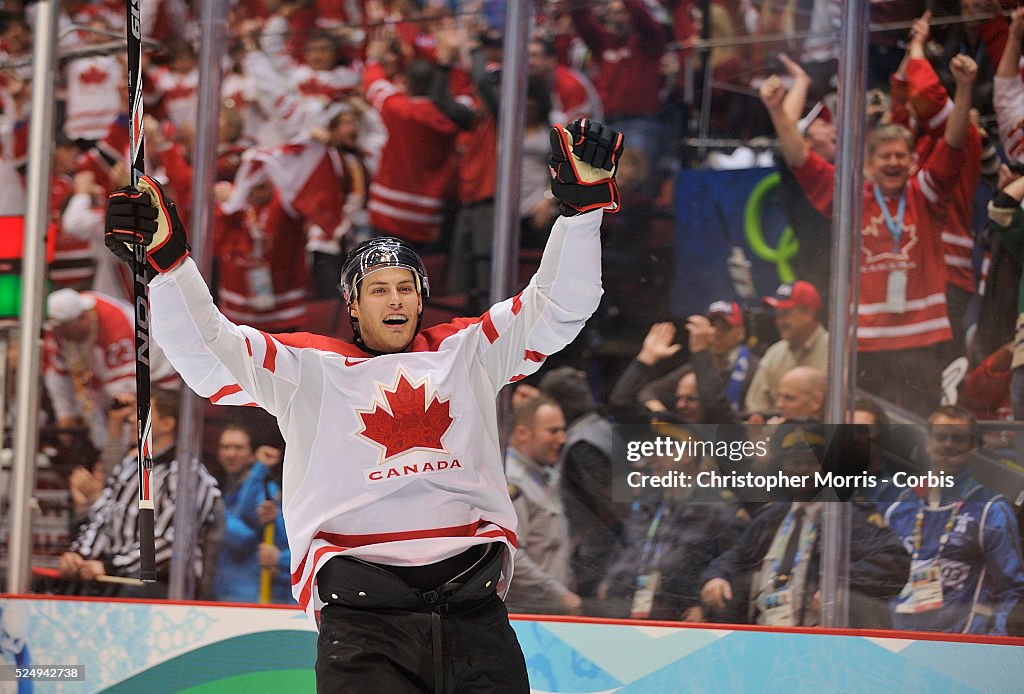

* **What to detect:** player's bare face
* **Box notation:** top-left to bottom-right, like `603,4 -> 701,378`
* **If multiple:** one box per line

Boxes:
867,139 -> 912,198
351,268 -> 423,353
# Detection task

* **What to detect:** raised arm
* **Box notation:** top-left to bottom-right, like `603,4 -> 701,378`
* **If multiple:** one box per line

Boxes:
625,0 -> 667,57
105,176 -> 301,416
994,8 -> 1024,162
997,7 -> 1024,80
760,74 -> 808,168
945,54 -> 978,150
778,53 -> 811,125
470,120 -> 620,387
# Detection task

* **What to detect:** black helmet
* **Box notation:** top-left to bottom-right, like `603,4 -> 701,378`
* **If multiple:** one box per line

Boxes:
339,236 -> 430,304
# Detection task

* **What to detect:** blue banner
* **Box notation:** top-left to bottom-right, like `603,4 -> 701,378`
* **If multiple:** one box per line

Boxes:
672,168 -> 798,319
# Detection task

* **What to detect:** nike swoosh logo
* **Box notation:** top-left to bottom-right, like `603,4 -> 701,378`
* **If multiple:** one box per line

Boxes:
344,357 -> 370,366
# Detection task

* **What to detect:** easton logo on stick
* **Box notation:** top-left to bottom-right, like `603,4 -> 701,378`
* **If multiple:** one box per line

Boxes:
133,245 -> 150,366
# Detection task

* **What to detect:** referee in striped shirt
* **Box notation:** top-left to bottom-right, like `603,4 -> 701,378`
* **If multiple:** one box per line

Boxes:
58,388 -> 221,597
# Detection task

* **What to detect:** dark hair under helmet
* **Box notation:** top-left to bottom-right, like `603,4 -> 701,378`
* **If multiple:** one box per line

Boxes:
339,236 -> 430,304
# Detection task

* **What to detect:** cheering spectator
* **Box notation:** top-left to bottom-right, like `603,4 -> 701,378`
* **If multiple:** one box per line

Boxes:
610,300 -> 758,422
760,52 -> 978,416
933,0 -> 1006,118
891,13 -> 982,362
867,0 -> 927,89
212,423 -> 291,604
306,101 -> 380,299
448,26 -> 501,313
145,38 -> 199,130
62,167 -> 128,302
994,7 -> 1024,165
363,26 -> 474,247
608,320 -> 733,425
527,36 -> 602,125
0,72 -> 29,215
214,157 -> 312,332
0,11 -> 32,83
279,30 -> 361,105
692,301 -> 758,414
773,54 -> 834,303
961,342 -> 1013,421
240,23 -> 361,141
520,76 -> 560,244
570,0 -> 666,167
62,15 -> 124,145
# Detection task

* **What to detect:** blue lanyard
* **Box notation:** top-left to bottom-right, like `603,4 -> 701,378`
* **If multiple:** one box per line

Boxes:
873,186 -> 906,252
726,344 -> 750,411
639,502 -> 668,569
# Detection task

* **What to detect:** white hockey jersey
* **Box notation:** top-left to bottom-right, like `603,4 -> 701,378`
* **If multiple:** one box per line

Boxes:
149,211 -> 604,620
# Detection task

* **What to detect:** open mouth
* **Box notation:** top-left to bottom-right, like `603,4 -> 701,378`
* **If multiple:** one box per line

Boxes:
383,315 -> 409,326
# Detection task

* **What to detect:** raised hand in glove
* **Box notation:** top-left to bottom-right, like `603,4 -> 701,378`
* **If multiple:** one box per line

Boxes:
549,118 -> 624,216
105,175 -> 190,279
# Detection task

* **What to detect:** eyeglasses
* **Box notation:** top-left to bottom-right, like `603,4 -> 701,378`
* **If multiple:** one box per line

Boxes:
929,431 -> 971,446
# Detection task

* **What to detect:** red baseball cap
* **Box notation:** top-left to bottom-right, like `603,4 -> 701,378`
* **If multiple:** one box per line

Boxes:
707,300 -> 744,327
763,281 -> 822,312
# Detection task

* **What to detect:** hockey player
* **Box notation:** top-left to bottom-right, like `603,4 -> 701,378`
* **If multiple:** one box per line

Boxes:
104,118 -> 623,692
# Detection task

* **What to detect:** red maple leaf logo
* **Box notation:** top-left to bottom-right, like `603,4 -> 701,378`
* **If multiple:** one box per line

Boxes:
357,373 -> 453,461
78,64 -> 110,85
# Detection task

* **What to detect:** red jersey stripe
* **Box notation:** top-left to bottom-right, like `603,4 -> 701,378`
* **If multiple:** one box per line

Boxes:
210,384 -> 243,403
481,311 -> 499,343
260,331 -> 278,372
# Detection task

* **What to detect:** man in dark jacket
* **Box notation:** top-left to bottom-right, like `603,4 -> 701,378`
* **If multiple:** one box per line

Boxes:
698,421 -> 911,628
699,500 -> 909,628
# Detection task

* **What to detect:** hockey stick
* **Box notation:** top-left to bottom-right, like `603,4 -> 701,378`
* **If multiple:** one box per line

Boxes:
126,0 -> 156,582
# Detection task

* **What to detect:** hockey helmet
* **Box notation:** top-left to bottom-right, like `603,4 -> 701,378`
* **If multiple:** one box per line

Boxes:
339,236 -> 430,304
